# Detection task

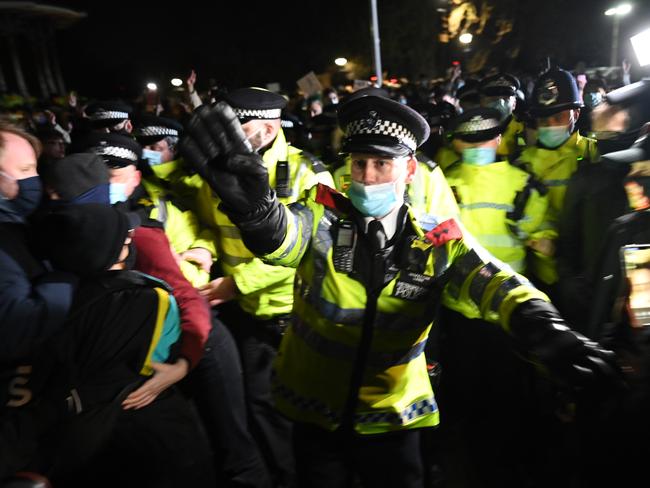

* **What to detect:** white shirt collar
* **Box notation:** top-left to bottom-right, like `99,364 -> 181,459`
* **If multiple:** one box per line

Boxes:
363,204 -> 402,240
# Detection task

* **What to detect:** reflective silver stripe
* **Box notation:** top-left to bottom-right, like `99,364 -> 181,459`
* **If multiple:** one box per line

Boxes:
272,375 -> 341,424
490,275 -> 530,312
309,210 -> 336,302
89,110 -> 128,121
290,161 -> 309,199
476,234 -> 520,249
277,203 -> 312,261
447,250 -> 485,299
355,396 -> 437,426
218,225 -> 242,239
459,202 -> 514,212
302,287 -> 364,323
220,254 -> 253,267
542,178 -> 570,187
292,318 -> 427,368
468,262 -> 500,306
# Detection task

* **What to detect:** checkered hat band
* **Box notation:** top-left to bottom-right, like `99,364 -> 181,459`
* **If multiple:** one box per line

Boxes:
89,110 -> 129,121
138,126 -> 179,137
485,79 -> 514,89
346,118 -> 417,151
456,117 -> 500,134
234,108 -> 282,120
92,145 -> 138,162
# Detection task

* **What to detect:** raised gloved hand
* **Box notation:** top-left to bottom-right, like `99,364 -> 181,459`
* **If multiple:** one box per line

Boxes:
180,102 -> 272,222
180,102 -> 287,255
510,299 -> 624,389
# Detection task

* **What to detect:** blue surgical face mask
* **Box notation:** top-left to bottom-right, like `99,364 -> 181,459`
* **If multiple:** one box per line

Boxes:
0,175 -> 42,222
109,182 -> 128,204
537,125 -> 571,149
584,92 -> 603,109
462,147 -> 497,166
142,149 -> 163,166
347,179 -> 400,218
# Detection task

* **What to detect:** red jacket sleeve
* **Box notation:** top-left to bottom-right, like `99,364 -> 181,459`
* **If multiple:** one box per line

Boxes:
133,227 -> 210,369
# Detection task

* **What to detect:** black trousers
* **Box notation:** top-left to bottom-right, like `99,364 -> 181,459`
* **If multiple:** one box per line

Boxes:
293,423 -> 425,488
219,303 -> 295,488
182,311 -> 272,488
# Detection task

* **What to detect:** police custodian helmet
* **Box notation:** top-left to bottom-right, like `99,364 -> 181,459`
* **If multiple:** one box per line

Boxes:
530,68 -> 583,117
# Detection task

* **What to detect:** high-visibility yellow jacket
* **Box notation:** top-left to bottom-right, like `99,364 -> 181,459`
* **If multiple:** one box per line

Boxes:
175,128 -> 334,318
516,131 -> 599,284
332,155 -> 459,220
139,168 -> 217,288
434,144 -> 461,173
497,115 -> 526,159
445,160 -> 548,276
262,184 -> 548,434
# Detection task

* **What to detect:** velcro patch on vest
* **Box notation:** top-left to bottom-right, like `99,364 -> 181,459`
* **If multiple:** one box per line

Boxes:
315,183 -> 352,213
393,271 -> 435,301
424,219 -> 462,247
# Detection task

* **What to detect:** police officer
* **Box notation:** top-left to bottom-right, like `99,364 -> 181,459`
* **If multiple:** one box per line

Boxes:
332,90 -> 458,221
479,73 -> 526,160
182,87 -> 334,487
85,100 -> 134,135
440,108 -> 551,486
445,107 -> 548,274
180,95 -> 620,488
517,68 -> 599,292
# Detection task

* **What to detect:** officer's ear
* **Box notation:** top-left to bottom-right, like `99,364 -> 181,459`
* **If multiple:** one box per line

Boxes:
262,120 -> 281,146
404,156 -> 418,184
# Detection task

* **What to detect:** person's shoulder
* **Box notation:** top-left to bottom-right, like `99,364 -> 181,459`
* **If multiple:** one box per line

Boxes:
311,183 -> 352,214
292,148 -> 330,174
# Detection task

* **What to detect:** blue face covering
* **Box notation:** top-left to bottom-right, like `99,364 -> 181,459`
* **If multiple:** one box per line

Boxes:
109,183 -> 128,204
462,147 -> 497,166
0,175 -> 42,223
142,149 -> 164,166
538,125 -> 571,149
584,92 -> 603,109
347,180 -> 399,218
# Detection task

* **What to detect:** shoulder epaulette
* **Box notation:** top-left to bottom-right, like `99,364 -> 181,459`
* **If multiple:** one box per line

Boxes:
301,150 -> 328,173
419,157 -> 439,172
314,183 -> 352,214
424,219 -> 462,247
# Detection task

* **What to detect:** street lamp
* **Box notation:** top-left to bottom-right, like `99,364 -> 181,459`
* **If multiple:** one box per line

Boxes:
605,3 -> 633,67
334,57 -> 348,67
459,32 -> 473,44
146,82 -> 157,91
170,78 -> 182,87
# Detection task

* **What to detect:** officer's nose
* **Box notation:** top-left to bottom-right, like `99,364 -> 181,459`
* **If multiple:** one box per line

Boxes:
361,163 -> 380,185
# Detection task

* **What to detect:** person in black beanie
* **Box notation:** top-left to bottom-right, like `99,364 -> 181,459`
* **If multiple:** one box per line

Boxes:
30,203 -> 215,488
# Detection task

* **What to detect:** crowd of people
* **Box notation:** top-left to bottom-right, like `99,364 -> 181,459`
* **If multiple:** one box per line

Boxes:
1,61 -> 650,488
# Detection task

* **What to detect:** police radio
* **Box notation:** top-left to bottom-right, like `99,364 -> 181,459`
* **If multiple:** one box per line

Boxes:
333,220 -> 356,273
275,161 -> 291,198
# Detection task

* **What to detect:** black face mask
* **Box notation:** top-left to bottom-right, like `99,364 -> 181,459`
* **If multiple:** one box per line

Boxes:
593,128 -> 642,156
0,175 -> 42,223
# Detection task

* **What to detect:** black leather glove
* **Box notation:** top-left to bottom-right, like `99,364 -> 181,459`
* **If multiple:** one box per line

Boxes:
180,102 -> 272,221
510,299 -> 624,389
180,102 -> 287,255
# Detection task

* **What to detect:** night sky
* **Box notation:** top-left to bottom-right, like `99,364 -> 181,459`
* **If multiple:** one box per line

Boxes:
39,0 -> 650,98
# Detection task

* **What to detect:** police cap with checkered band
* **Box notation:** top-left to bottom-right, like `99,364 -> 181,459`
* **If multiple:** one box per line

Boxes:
449,107 -> 504,143
530,68 -> 583,117
221,87 -> 287,124
85,100 -> 133,129
133,115 -> 184,146
337,94 -> 430,158
479,73 -> 520,97
78,132 -> 143,168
